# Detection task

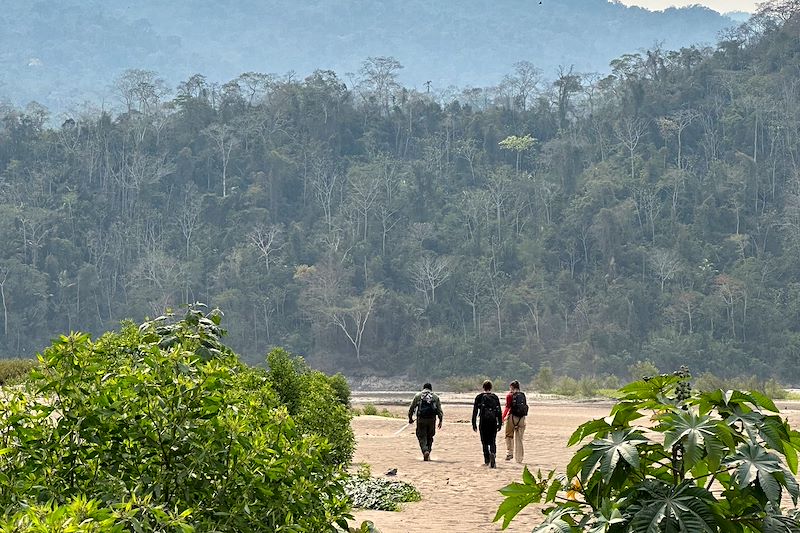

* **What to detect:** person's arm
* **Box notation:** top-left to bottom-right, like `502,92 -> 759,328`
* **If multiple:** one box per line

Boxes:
502,392 -> 512,421
494,395 -> 502,429
408,393 -> 419,423
471,394 -> 480,431
435,394 -> 444,428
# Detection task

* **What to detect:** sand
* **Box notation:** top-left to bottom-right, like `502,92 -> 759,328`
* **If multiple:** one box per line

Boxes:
350,397 -> 800,533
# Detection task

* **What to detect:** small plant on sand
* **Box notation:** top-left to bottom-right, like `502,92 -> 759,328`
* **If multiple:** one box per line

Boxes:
345,476 -> 421,511
495,366 -> 800,532
362,403 -> 379,415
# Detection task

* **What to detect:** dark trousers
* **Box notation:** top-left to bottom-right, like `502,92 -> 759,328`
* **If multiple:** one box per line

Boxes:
415,417 -> 436,453
479,422 -> 498,463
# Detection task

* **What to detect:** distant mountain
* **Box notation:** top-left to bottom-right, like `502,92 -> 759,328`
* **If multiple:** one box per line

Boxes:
0,0 -> 739,113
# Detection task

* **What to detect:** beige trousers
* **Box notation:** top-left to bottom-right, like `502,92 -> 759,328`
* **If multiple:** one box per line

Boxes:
505,415 -> 526,462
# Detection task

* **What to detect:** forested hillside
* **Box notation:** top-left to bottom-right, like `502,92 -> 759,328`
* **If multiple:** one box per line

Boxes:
0,5 -> 799,382
0,0 -> 737,112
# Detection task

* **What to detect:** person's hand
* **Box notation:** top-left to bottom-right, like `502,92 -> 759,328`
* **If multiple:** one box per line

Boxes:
437,421 -> 442,429
472,425 -> 477,432
408,418 -> 413,425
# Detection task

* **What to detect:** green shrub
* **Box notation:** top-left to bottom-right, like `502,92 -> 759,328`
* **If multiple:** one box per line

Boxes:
0,306 -> 352,532
627,359 -> 659,382
552,375 -> 579,396
266,348 -> 355,465
694,372 -> 791,399
345,477 -> 421,511
0,495 -> 193,532
361,403 -> 378,415
531,364 -> 554,392
328,372 -> 352,407
0,358 -> 37,385
495,367 -> 800,531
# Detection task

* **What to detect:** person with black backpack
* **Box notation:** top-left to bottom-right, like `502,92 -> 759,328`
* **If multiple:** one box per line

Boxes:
471,380 -> 502,468
407,383 -> 443,461
502,380 -> 528,463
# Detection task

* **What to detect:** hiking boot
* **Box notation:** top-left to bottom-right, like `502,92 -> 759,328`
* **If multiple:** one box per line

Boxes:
423,451 -> 430,461
505,453 -> 513,461
490,454 -> 497,468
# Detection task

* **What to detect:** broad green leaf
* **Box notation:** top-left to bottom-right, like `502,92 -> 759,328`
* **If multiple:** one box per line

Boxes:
661,409 -> 718,470
569,418 -> 613,447
629,481 -> 717,533
584,429 -> 649,484
783,439 -> 798,475
747,390 -> 778,413
494,480 -> 545,529
728,442 -> 784,503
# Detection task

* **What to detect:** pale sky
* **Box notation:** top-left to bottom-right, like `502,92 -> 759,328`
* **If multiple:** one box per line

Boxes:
618,0 -> 758,13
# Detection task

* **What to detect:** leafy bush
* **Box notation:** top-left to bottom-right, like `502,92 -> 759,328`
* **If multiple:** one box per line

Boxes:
532,364 -> 554,392
0,306 -> 352,532
266,348 -> 355,465
362,403 -> 379,415
495,367 -> 800,532
354,404 -> 397,418
532,373 -> 619,397
694,372 -> 790,399
0,495 -> 193,532
0,358 -> 38,385
345,477 -> 421,511
627,359 -> 659,382
329,372 -> 352,407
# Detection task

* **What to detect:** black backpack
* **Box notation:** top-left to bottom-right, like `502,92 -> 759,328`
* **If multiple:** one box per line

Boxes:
480,393 -> 500,422
511,391 -> 528,417
418,390 -> 437,418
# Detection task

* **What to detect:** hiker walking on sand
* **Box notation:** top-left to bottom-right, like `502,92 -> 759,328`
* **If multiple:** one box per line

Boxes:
502,380 -> 528,463
408,383 -> 443,461
472,380 -> 502,468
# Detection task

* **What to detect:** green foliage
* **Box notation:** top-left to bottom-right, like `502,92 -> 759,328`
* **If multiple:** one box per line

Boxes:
353,405 -> 396,417
266,348 -> 355,465
495,367 -> 800,532
694,373 -> 790,399
340,521 -> 381,533
0,307 -> 352,532
627,360 -> 660,382
0,496 -> 194,532
344,477 -> 421,511
328,372 -> 352,407
531,373 -> 619,397
533,365 -> 555,393
0,358 -> 37,385
361,403 -> 379,416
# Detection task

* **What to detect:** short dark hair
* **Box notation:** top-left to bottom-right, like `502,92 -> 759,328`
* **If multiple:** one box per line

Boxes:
510,380 -> 520,390
483,380 -> 492,391
423,382 -> 432,390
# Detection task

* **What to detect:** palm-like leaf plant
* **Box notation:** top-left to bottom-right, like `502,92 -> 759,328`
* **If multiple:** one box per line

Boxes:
495,368 -> 800,532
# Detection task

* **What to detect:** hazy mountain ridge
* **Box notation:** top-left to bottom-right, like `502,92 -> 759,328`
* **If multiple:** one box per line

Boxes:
1,0 -> 736,113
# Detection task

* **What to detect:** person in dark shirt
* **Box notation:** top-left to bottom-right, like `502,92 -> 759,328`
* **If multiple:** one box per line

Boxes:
408,383 -> 443,461
471,380 -> 502,468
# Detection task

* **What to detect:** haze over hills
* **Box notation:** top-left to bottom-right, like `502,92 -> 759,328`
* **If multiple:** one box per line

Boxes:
0,0 -> 739,114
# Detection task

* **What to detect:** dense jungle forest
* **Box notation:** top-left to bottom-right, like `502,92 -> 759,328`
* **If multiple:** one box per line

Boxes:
1,5 -> 799,382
